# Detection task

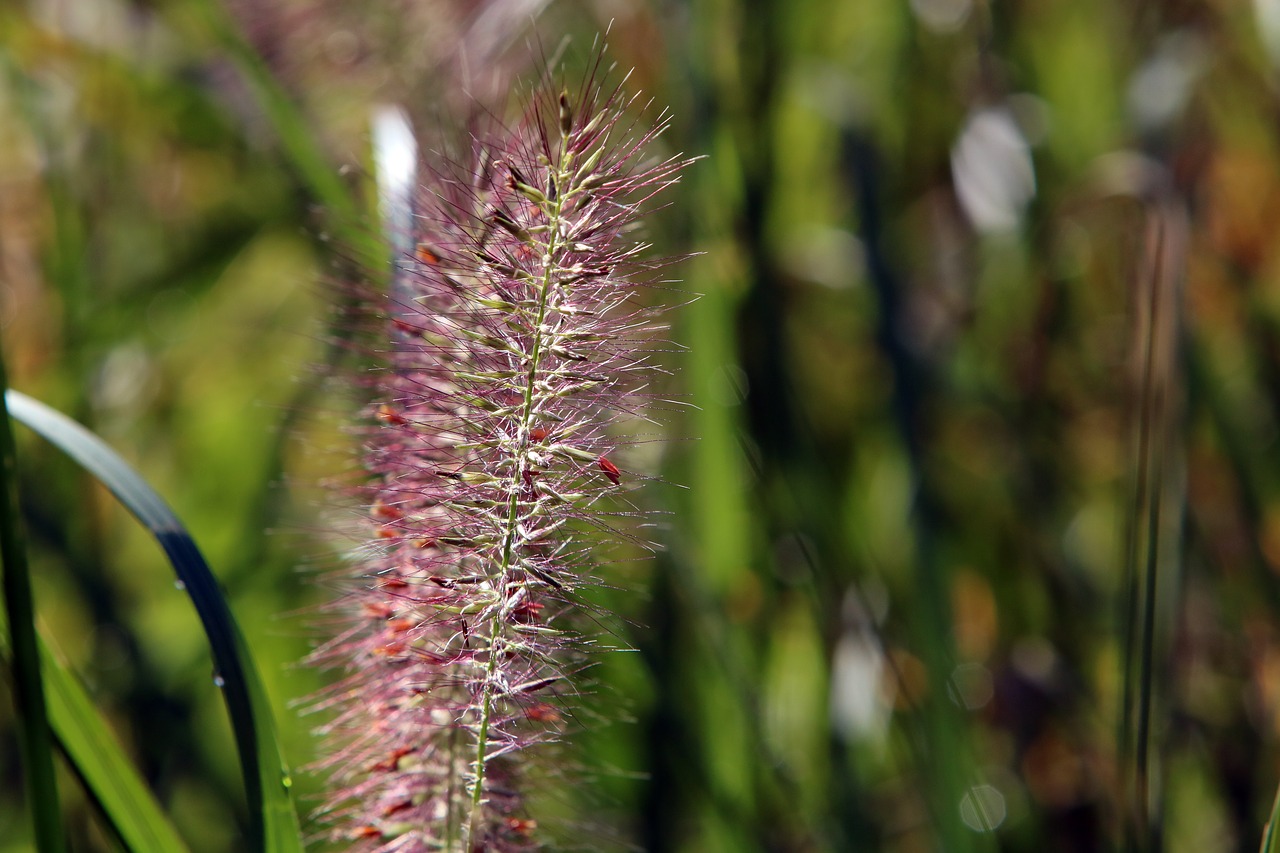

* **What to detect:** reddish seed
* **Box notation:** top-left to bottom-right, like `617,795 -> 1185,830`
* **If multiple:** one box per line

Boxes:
415,243 -> 442,265
513,600 -> 544,621
381,799 -> 414,817
521,469 -> 540,499
375,642 -> 406,658
379,577 -> 409,591
504,817 -> 538,836
597,455 -> 621,485
351,826 -> 383,840
362,602 -> 394,619
376,404 -> 407,426
526,703 -> 561,723
370,747 -> 413,773
387,617 -> 415,633
529,426 -> 548,442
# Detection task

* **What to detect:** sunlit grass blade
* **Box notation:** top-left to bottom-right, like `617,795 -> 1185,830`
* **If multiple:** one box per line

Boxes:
4,390 -> 303,853
19,629 -> 189,853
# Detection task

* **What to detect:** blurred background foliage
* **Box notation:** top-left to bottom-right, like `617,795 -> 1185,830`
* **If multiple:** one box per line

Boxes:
4,0 -> 1280,850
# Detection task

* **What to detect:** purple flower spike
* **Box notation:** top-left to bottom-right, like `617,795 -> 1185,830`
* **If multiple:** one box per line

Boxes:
311,59 -> 690,852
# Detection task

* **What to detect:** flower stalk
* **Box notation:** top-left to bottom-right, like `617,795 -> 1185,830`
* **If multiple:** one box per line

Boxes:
311,60 -> 688,852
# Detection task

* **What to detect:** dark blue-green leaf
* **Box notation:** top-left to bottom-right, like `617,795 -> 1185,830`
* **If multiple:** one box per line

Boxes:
5,390 -> 303,853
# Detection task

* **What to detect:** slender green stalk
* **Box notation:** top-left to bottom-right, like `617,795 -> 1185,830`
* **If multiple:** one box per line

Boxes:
467,111 -> 574,848
1121,212 -> 1164,852
0,347 -> 66,853
1121,200 -> 1186,853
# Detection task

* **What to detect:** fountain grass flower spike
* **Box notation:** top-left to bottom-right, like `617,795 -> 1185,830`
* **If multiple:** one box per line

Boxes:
310,61 -> 690,851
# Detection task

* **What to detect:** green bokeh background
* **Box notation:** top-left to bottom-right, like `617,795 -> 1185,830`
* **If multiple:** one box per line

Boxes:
4,0 -> 1280,850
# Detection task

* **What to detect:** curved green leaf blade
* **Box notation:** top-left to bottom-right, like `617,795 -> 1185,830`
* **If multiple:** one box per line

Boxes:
34,632 -> 190,853
5,390 -> 303,853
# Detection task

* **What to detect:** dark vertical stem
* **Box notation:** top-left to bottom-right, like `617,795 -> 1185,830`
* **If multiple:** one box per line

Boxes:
732,0 -> 791,473
1136,216 -> 1166,853
1121,213 -> 1161,852
841,127 -> 979,853
1121,197 -> 1185,853
0,343 -> 66,853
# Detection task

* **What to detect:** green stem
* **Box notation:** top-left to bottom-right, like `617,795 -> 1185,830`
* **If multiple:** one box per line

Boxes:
465,129 -> 574,848
0,343 -> 66,853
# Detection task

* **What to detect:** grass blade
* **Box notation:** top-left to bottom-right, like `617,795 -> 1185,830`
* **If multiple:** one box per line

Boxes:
5,389 -> 303,853
1263,785 -> 1280,853
27,629 -> 190,853
0,366 -> 65,853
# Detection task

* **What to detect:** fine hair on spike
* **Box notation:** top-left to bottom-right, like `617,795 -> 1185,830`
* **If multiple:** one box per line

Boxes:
308,38 -> 693,853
